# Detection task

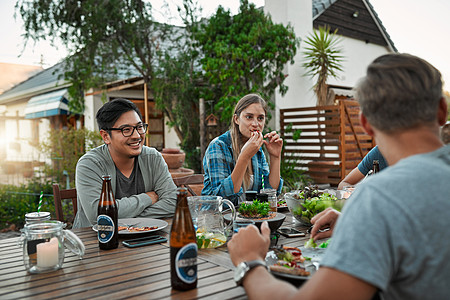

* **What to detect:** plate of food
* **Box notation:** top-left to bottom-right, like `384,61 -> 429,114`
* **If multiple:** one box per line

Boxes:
277,196 -> 288,210
266,245 -> 325,283
93,218 -> 168,235
224,200 -> 286,232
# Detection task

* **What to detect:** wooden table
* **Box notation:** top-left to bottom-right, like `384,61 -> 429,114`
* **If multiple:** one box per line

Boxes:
0,211 -> 310,299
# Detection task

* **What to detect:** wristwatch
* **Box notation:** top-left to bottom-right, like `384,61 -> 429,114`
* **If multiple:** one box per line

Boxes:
234,260 -> 268,286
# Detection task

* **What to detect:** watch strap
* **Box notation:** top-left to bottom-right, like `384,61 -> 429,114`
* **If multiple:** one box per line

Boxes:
236,260 -> 267,286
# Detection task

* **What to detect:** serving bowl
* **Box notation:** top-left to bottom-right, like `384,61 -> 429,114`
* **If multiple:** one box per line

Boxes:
284,191 -> 346,226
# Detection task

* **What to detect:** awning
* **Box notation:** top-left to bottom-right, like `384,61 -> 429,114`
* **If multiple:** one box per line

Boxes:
25,89 -> 70,119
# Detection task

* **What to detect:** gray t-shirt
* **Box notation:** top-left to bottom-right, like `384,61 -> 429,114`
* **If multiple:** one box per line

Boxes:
321,145 -> 450,300
115,158 -> 145,199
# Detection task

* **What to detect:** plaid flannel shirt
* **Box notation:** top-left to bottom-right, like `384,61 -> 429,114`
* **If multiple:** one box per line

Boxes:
202,131 -> 283,205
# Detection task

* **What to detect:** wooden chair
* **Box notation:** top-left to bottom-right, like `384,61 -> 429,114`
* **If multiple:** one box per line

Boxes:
52,184 -> 78,222
172,174 -> 204,196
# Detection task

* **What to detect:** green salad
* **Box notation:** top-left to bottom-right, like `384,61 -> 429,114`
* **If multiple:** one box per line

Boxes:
291,187 -> 344,224
239,200 -> 270,218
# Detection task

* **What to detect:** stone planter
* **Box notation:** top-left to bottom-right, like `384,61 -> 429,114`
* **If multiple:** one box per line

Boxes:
161,149 -> 199,192
161,148 -> 186,169
23,168 -> 34,178
169,167 -> 195,178
22,162 -> 34,178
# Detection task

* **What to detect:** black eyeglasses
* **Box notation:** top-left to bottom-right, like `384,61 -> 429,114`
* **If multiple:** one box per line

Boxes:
107,123 -> 148,137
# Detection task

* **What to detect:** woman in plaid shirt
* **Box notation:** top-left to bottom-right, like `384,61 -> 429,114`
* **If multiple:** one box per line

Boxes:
202,94 -> 283,205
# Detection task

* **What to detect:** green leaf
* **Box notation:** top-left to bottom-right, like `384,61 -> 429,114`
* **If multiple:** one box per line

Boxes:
304,238 -> 317,248
302,26 -> 345,105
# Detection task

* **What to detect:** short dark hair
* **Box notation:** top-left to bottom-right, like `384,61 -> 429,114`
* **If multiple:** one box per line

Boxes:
96,98 -> 143,131
356,53 -> 443,132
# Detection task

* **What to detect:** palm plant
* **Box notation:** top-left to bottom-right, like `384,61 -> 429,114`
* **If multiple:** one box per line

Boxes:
302,26 -> 344,106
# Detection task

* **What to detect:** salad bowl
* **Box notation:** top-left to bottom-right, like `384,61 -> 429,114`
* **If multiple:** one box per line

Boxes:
285,189 -> 346,226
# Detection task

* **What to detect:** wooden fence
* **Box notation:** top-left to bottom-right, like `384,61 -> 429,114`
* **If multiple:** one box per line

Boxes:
280,99 -> 375,186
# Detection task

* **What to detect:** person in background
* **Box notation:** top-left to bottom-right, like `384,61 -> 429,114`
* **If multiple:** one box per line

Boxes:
337,145 -> 388,190
73,98 -> 177,228
441,121 -> 450,144
228,53 -> 450,299
202,94 -> 283,206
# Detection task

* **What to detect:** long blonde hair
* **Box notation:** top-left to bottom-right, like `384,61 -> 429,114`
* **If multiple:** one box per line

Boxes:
230,94 -> 268,190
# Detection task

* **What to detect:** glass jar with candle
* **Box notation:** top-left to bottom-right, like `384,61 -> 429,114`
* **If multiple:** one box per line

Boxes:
19,221 -> 85,274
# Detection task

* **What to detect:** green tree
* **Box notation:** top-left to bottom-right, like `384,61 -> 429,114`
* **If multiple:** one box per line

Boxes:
302,26 -> 344,106
16,0 -> 206,172
16,0 -> 299,170
16,0 -> 176,125
194,0 -> 300,122
153,0 -> 300,168
152,0 -> 205,171
39,127 -> 103,186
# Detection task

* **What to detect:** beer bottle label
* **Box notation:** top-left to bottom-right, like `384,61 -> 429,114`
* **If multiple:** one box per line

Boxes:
97,215 -> 115,243
175,243 -> 198,284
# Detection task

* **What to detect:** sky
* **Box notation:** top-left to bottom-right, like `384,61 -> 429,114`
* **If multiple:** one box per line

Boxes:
1,0 -> 449,90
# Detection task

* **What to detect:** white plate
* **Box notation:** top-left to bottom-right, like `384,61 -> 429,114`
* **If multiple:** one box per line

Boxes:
277,203 -> 288,210
92,218 -> 168,235
277,194 -> 288,210
266,247 -> 325,281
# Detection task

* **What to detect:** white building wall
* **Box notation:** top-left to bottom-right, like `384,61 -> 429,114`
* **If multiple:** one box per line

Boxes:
265,0 -> 315,131
38,117 -> 51,164
164,116 -> 181,149
326,37 -> 391,87
264,0 -> 391,131
83,89 -> 97,131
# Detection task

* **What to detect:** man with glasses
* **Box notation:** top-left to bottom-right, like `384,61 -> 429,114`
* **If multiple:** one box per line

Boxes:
73,98 -> 177,228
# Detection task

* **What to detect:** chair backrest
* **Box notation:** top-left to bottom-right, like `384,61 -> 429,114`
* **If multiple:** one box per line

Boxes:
52,184 -> 77,222
172,174 -> 204,196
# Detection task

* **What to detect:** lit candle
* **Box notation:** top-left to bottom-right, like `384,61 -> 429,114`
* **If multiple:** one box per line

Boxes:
37,237 -> 59,268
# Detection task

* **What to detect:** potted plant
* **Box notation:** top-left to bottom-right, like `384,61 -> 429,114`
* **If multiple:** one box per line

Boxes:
302,26 -> 344,106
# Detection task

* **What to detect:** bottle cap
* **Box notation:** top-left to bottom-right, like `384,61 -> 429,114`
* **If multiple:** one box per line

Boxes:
177,187 -> 188,193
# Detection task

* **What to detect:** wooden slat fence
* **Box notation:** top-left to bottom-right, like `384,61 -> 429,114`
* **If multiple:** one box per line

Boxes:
280,99 -> 375,186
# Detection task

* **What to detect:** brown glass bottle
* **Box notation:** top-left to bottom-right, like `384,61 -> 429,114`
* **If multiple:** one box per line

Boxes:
170,188 -> 197,290
372,160 -> 380,174
97,175 -> 118,250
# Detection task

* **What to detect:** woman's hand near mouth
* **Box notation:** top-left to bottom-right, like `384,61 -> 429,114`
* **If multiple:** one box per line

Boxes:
263,131 -> 283,159
241,131 -> 264,160
261,131 -> 283,190
231,130 -> 264,193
